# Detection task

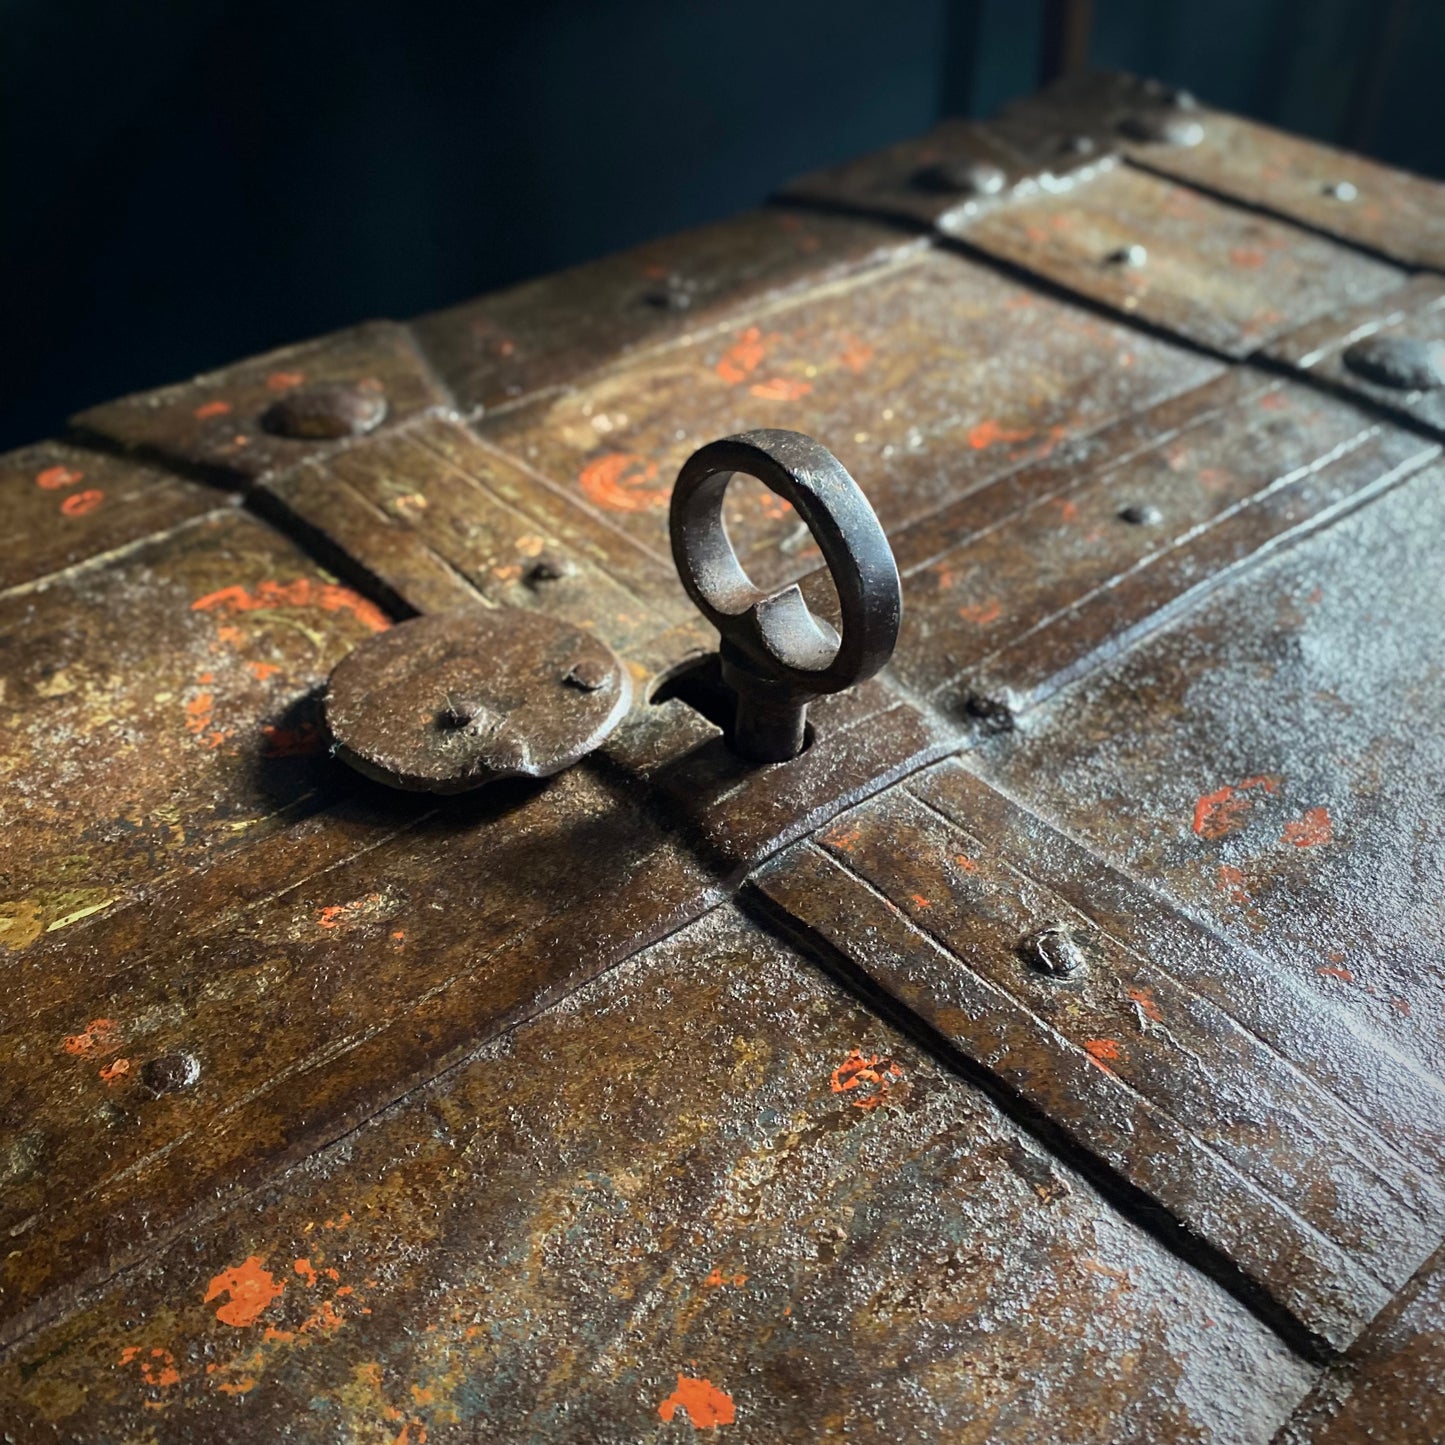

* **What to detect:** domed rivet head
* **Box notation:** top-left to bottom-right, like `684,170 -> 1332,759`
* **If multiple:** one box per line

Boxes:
1020,924 -> 1091,977
1106,244 -> 1149,268
1342,336 -> 1445,391
262,382 -> 389,440
140,1053 -> 201,1096
1118,110 -> 1205,147
1322,180 -> 1359,201
913,159 -> 1009,197
1118,503 -> 1162,526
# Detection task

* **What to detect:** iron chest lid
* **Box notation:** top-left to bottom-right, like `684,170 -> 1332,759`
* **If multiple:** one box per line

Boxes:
3,71 -> 1444,1444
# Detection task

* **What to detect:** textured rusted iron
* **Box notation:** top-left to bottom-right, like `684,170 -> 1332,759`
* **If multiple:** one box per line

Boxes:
751,768 -> 1444,1352
0,909 -> 1313,1443
413,208 -> 922,414
0,510 -> 395,962
998,70 -> 1445,272
3,70 -> 1445,1439
0,442 -> 232,596
1278,1248 -> 1445,1443
965,460 -> 1445,1104
70,320 -> 450,487
479,245 -> 1220,600
325,608 -> 632,791
1264,274 -> 1445,440
953,164 -> 1403,357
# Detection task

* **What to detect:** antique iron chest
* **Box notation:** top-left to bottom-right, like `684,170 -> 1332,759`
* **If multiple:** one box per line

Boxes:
2,72 -> 1444,1442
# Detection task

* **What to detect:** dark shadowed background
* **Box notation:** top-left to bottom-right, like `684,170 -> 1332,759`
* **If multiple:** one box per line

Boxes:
2,0 -> 1439,452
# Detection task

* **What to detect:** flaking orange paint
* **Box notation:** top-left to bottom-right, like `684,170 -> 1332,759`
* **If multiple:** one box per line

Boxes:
658,1374 -> 736,1429
205,1256 -> 285,1327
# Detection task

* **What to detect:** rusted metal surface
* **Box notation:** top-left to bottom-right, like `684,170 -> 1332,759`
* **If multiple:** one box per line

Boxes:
261,415 -> 688,646
750,765 -> 1445,1352
880,369 -> 1437,713
777,117 -> 1114,232
670,430 -> 901,761
70,321 -> 451,488
954,164 -> 1403,357
0,762 -> 717,1349
0,509 -> 395,958
0,908 -> 1314,1443
326,608 -> 631,791
479,246 -> 1220,600
1264,274 -> 1445,439
5,71 -> 1445,1437
1277,1249 -> 1445,1444
999,71 -> 1445,272
965,458 -> 1445,1095
0,442 -> 230,595
412,208 -> 922,415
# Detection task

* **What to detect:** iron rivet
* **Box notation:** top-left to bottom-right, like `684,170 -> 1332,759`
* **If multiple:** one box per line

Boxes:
1342,335 -> 1445,391
1118,503 -> 1162,526
262,382 -> 389,440
1118,111 -> 1204,147
1020,924 -> 1090,977
961,690 -> 1016,735
139,1053 -> 201,1096
641,275 -> 698,311
1322,180 -> 1359,201
563,657 -> 612,692
913,159 -> 1008,197
1107,244 -> 1148,268
523,555 -> 569,587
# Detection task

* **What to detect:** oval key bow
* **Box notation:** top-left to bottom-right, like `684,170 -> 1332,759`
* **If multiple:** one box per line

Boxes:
669,429 -> 901,762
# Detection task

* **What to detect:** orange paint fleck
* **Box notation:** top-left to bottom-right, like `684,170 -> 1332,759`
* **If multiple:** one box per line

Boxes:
193,399 -> 233,420
836,336 -> 874,373
317,894 -> 385,930
247,661 -> 282,681
1258,390 -> 1289,411
1127,987 -> 1163,1024
60,488 -> 104,517
119,1345 -> 181,1389
1317,965 -> 1355,984
715,326 -> 768,385
265,370 -> 305,390
99,1057 -> 131,1085
830,1049 -> 904,1110
755,489 -> 794,521
957,599 -> 1002,626
658,1374 -> 736,1429
703,1267 -> 748,1288
1217,864 -> 1251,906
63,1018 -> 121,1057
204,1256 -> 285,1327
215,1375 -> 258,1396
192,578 -> 391,633
1084,1038 -> 1124,1072
36,464 -> 84,490
908,893 -> 932,910
954,854 -> 979,873
294,1257 -> 318,1287
748,376 -> 812,402
1191,775 -> 1282,839
966,419 -> 1033,450
1052,496 -> 1080,523
1282,806 -> 1333,848
577,452 -> 665,513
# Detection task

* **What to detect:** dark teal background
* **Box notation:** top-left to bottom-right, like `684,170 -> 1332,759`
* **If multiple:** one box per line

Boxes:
2,0 -> 1439,451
